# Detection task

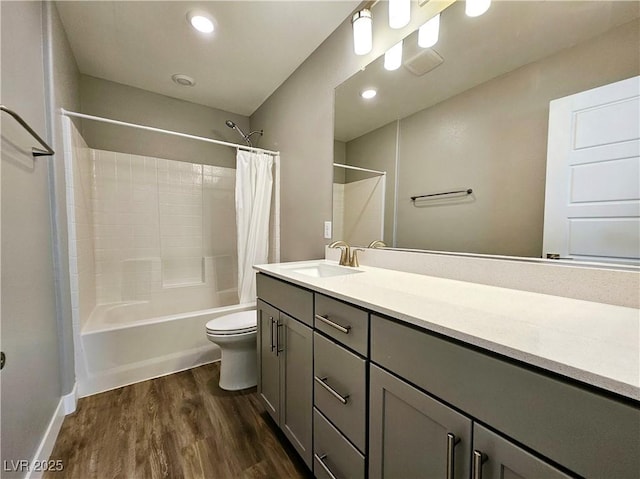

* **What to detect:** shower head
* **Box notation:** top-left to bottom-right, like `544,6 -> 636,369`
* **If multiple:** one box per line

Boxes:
224,119 -> 263,148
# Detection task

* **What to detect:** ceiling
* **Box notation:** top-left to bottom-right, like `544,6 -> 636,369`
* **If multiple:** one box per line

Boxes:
335,0 -> 640,141
56,1 -> 360,116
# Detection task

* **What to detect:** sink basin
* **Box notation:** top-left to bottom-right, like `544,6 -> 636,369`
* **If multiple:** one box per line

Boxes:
284,262 -> 363,278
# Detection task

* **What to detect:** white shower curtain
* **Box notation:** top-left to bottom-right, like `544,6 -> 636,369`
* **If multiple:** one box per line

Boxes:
236,150 -> 274,304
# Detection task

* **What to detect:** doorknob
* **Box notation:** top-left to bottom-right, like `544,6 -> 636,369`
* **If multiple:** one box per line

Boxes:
1,351 -> 6,370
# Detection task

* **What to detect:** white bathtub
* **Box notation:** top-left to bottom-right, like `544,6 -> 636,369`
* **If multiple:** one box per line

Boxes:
77,302 -> 255,397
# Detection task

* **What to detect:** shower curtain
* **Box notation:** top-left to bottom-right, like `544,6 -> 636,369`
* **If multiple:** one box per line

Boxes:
236,150 -> 274,304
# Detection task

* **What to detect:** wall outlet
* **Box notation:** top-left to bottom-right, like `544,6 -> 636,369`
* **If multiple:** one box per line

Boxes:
324,221 -> 332,239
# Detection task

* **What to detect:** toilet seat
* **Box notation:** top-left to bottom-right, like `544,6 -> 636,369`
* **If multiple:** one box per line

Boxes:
206,310 -> 257,336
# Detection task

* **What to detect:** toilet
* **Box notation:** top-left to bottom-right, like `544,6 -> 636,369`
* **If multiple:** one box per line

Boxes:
205,310 -> 257,391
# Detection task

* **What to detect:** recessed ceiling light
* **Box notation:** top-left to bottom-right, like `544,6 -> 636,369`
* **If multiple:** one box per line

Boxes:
172,74 -> 196,87
187,11 -> 214,33
361,89 -> 377,99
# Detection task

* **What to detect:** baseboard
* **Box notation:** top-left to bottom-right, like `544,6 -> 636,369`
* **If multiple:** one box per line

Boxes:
25,397 -> 66,479
62,383 -> 78,415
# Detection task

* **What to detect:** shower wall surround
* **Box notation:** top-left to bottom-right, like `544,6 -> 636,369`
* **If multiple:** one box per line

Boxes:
65,119 -> 238,329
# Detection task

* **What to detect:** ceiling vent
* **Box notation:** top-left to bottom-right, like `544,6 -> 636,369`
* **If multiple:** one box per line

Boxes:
172,74 -> 196,87
403,48 -> 444,77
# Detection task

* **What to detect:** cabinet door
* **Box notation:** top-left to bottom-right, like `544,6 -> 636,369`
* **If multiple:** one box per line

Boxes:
472,424 -> 573,479
369,364 -> 472,479
280,312 -> 313,468
257,300 -> 280,423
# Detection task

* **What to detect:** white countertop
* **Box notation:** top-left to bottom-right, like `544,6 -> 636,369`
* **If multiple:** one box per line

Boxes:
255,260 -> 640,401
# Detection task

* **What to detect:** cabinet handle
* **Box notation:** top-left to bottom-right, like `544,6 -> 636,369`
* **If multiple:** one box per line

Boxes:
269,316 -> 275,352
446,433 -> 460,479
276,321 -> 284,355
315,314 -> 351,334
314,376 -> 349,405
472,450 -> 487,479
314,453 -> 339,479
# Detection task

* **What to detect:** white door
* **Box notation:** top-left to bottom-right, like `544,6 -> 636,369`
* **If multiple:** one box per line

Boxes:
543,76 -> 640,264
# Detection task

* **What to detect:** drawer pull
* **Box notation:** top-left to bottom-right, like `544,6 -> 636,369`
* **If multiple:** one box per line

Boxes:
269,316 -> 275,352
314,453 -> 339,479
314,376 -> 350,405
315,314 -> 351,334
446,433 -> 460,479
472,450 -> 487,479
276,321 -> 284,355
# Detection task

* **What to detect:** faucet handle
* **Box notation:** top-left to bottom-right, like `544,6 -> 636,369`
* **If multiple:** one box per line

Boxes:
328,240 -> 351,266
350,248 -> 365,267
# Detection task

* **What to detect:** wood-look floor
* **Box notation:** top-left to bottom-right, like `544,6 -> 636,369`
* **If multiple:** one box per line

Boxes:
45,363 -> 312,479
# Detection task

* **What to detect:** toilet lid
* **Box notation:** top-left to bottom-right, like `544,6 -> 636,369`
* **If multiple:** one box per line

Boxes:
206,310 -> 257,335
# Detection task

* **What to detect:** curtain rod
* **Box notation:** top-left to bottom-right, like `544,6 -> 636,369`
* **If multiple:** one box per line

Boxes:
61,109 -> 280,156
333,163 -> 386,175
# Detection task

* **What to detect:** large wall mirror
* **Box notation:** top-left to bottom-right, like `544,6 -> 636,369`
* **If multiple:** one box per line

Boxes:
333,0 -> 639,264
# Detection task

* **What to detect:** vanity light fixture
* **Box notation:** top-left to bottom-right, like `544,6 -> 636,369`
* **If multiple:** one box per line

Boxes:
418,13 -> 440,48
352,9 -> 373,55
384,40 -> 403,71
187,11 -> 214,33
465,0 -> 491,17
361,89 -> 377,99
389,0 -> 411,29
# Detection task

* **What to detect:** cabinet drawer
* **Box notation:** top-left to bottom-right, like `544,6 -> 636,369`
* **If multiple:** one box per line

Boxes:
314,332 -> 367,452
315,293 -> 369,355
371,314 -> 640,479
314,408 -> 365,479
256,273 -> 313,326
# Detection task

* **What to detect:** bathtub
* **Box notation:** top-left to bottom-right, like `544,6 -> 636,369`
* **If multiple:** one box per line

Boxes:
77,302 -> 255,397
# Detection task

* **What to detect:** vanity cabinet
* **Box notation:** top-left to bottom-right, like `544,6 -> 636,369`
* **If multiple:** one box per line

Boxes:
370,314 -> 640,479
256,275 -> 313,468
256,270 -> 640,479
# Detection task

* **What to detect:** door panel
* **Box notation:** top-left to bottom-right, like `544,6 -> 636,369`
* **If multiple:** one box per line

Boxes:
472,424 -> 573,479
257,300 -> 279,423
543,75 -> 640,263
369,364 -> 472,479
280,312 -> 313,468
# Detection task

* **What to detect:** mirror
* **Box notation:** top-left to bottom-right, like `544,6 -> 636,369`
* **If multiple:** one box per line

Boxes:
333,0 -> 639,263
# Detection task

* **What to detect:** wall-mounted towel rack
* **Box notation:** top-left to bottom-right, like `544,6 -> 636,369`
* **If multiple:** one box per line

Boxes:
411,188 -> 473,202
1,105 -> 54,157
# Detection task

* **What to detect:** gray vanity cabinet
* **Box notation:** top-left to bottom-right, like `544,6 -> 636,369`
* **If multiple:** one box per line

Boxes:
256,275 -> 314,468
369,364 -> 472,479
472,424 -> 572,479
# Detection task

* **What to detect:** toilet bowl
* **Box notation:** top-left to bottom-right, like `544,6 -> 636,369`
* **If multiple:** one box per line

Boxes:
206,310 -> 257,391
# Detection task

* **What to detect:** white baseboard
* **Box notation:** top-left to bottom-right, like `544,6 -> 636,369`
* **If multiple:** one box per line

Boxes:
25,396 -> 66,479
62,383 -> 78,415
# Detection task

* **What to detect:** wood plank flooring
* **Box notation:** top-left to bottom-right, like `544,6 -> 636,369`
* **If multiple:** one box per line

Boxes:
44,363 -> 313,479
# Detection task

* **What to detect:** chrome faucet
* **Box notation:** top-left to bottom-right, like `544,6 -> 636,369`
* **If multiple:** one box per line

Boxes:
328,241 -> 351,266
368,240 -> 387,249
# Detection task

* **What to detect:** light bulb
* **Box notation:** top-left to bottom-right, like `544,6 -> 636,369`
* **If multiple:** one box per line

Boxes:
187,12 -> 214,33
389,0 -> 411,29
418,14 -> 440,48
465,0 -> 491,17
384,41 -> 403,71
352,9 -> 373,55
361,89 -> 377,99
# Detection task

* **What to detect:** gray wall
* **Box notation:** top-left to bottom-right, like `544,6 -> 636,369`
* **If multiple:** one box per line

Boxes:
395,19 -> 640,256
251,1 -> 453,261
1,1 -> 62,473
345,121 -> 397,245
79,76 -> 250,168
